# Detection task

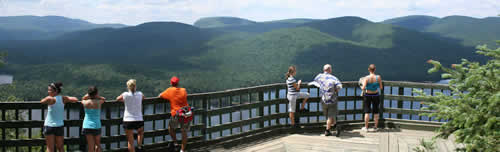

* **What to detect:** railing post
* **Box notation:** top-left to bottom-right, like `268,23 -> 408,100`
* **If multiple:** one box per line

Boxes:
79,104 -> 86,151
201,96 -> 208,141
258,91 -> 264,129
275,88 -> 280,125
397,87 -> 404,119
2,109 -> 5,152
105,106 -> 111,150
380,83 -> 385,128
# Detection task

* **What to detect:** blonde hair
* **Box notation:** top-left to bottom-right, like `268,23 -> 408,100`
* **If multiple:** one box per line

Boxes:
285,65 -> 296,78
126,79 -> 136,93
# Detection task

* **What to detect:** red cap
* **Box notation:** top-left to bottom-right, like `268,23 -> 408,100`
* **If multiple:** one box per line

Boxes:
170,76 -> 179,86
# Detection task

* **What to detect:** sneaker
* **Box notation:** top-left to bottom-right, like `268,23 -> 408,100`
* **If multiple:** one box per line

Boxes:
373,127 -> 379,132
137,145 -> 144,151
335,125 -> 341,137
294,124 -> 300,129
167,142 -> 175,151
361,127 -> 368,132
325,130 -> 332,136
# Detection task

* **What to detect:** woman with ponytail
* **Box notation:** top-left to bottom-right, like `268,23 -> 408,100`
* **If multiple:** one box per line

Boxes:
81,86 -> 105,152
40,82 -> 78,152
285,66 -> 309,128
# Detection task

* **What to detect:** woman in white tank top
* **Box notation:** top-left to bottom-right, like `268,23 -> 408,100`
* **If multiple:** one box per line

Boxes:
116,79 -> 145,152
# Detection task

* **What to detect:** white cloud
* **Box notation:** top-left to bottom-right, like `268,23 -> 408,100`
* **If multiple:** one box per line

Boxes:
0,0 -> 498,25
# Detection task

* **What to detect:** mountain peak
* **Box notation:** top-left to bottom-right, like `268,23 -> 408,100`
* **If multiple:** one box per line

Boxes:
194,16 -> 257,28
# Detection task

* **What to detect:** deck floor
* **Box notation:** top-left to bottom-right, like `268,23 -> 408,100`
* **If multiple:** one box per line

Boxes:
209,128 -> 461,152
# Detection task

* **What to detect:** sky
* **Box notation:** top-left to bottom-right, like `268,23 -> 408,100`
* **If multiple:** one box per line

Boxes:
0,0 -> 498,25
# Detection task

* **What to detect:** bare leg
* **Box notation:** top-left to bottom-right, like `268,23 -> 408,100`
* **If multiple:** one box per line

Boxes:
180,128 -> 188,151
326,117 -> 334,130
289,112 -> 295,125
94,135 -> 102,152
45,135 -> 55,152
169,124 -> 177,143
86,135 -> 95,152
55,136 -> 64,152
374,114 -> 379,129
364,113 -> 370,129
137,127 -> 144,147
125,129 -> 135,152
300,97 -> 309,110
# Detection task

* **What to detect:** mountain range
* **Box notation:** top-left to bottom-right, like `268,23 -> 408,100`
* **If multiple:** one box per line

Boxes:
0,15 -> 498,100
0,15 -> 126,40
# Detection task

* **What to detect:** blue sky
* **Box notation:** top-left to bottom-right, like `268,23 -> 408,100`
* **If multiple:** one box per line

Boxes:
0,0 -> 498,25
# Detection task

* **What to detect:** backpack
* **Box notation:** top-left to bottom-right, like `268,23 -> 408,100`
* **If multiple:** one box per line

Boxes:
176,106 -> 193,124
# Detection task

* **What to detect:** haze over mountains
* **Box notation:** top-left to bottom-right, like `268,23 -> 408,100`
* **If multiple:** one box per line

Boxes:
0,15 -> 126,40
0,15 -> 498,100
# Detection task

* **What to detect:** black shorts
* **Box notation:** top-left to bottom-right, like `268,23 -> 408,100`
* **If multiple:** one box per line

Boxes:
82,128 -> 101,135
363,93 -> 380,114
123,121 -> 144,130
43,126 -> 64,136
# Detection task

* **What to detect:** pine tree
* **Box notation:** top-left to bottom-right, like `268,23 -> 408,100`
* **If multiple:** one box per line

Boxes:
415,42 -> 499,151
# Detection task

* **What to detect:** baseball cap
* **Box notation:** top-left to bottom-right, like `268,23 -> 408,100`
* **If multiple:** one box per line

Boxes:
171,76 -> 179,86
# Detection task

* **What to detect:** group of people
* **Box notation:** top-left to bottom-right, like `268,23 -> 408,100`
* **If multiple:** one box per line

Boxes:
285,64 -> 382,136
40,77 -> 190,152
39,64 -> 382,152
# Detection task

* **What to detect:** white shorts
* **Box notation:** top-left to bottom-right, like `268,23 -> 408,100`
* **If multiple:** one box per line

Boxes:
287,92 -> 310,112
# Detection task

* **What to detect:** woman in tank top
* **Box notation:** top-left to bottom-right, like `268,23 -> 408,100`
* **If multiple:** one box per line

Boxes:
361,64 -> 383,132
81,86 -> 105,152
40,82 -> 78,152
116,79 -> 145,152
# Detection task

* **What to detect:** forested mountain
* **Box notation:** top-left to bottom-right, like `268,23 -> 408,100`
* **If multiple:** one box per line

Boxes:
0,15 -> 490,100
382,15 -> 500,47
0,16 -> 126,40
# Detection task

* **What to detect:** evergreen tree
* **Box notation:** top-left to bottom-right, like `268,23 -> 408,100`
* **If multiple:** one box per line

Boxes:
415,41 -> 499,151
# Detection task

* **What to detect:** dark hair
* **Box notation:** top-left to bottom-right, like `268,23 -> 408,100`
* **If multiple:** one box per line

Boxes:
368,64 -> 376,73
88,86 -> 98,98
49,82 -> 63,94
285,65 -> 296,78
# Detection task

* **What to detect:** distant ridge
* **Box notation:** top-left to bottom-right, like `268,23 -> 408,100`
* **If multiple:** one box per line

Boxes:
0,15 -> 127,40
382,15 -> 500,46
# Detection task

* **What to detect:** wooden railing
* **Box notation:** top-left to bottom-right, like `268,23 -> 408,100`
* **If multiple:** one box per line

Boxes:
0,81 -> 450,151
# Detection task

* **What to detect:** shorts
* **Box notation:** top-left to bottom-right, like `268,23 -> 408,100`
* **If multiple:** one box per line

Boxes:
123,121 -> 144,130
43,126 -> 64,136
287,92 -> 310,112
82,128 -> 101,135
169,116 -> 190,131
363,93 -> 380,114
322,102 -> 338,119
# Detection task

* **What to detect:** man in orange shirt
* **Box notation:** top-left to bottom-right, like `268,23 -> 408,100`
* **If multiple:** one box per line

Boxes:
159,76 -> 190,152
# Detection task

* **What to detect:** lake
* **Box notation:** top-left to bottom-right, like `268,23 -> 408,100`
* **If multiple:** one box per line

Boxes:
0,74 -> 13,85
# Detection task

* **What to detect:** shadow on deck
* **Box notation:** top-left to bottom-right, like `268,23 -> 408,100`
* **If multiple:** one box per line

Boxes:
194,126 -> 461,152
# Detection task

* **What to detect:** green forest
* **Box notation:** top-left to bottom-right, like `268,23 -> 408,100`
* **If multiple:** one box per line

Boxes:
0,15 -> 498,101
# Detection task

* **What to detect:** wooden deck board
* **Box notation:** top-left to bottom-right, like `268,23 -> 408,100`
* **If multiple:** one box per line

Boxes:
208,128 -> 459,152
